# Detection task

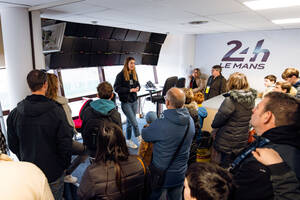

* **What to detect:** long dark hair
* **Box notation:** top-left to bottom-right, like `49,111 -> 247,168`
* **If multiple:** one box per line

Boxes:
95,121 -> 129,194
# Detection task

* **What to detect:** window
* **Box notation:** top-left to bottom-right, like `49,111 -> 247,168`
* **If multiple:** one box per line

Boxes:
0,69 -> 10,110
103,65 -> 123,86
135,65 -> 155,85
60,67 -> 99,98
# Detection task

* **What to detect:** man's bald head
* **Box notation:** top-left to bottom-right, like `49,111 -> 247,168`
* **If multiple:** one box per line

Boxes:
166,87 -> 186,109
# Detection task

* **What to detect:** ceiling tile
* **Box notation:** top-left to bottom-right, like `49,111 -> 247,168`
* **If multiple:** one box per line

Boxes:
11,0 -> 300,34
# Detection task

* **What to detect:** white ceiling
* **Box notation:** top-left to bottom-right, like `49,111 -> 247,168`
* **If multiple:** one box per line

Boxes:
3,0 -> 300,34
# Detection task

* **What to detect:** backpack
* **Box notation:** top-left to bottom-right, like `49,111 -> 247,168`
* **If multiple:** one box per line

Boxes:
81,118 -> 105,153
81,103 -> 119,155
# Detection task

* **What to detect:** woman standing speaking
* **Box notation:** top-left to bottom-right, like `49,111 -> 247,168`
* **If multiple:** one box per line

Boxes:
114,57 -> 141,149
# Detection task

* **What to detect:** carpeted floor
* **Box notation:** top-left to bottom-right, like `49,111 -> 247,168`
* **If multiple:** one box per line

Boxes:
72,117 -> 147,184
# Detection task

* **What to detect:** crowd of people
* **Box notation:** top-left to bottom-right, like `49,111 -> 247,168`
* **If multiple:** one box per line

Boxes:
0,57 -> 299,200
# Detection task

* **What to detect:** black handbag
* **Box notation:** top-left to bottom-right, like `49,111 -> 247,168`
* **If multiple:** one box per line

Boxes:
149,123 -> 190,189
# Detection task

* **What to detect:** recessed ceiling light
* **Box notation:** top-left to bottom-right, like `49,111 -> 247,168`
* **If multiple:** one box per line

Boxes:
272,18 -> 300,24
244,0 -> 300,10
91,21 -> 98,24
189,21 -> 208,25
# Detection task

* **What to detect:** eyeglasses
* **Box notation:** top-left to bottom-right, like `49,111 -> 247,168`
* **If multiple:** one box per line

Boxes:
40,69 -> 47,73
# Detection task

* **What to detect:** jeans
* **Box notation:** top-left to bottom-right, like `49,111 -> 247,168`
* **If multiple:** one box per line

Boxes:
121,101 -> 140,140
66,140 -> 88,175
149,185 -> 184,200
49,173 -> 65,200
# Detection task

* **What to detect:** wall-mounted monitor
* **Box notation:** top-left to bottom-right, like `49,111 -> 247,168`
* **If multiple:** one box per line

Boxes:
90,54 -> 106,66
120,54 -> 142,65
90,39 -> 108,53
150,33 -> 167,44
72,38 -> 92,53
144,43 -> 162,54
71,53 -> 90,67
97,26 -> 114,39
60,37 -> 73,53
42,22 -> 66,53
142,55 -> 159,65
107,41 -> 123,53
122,41 -> 146,53
137,32 -> 151,42
125,30 -> 140,41
105,54 -> 121,66
111,28 -> 128,40
49,53 -> 72,68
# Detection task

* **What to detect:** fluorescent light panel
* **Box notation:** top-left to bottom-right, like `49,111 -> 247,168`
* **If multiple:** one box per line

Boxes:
272,18 -> 300,24
244,0 -> 300,10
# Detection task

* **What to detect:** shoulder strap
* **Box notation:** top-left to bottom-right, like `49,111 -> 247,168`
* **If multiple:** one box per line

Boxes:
79,99 -> 92,120
229,136 -> 270,172
165,122 -> 190,171
136,156 -> 146,175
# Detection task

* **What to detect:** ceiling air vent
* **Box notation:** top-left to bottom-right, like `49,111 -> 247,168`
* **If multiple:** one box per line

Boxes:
188,21 -> 208,25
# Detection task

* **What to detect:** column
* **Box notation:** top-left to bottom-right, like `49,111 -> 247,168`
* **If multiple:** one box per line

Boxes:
1,7 -> 33,109
31,10 -> 45,70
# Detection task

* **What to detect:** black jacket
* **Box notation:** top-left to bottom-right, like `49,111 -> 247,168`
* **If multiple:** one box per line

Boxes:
7,95 -> 73,182
269,162 -> 300,200
77,155 -> 146,200
114,70 -> 140,103
212,89 -> 257,155
233,125 -> 300,200
204,75 -> 227,100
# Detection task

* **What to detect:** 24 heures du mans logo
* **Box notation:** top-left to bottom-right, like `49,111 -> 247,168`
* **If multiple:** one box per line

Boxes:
220,39 -> 270,70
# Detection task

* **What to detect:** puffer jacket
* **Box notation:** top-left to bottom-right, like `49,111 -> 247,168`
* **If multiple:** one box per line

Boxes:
77,155 -> 146,200
212,89 -> 257,155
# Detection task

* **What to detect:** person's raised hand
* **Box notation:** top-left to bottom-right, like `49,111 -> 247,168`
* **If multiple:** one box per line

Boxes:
252,148 -> 283,166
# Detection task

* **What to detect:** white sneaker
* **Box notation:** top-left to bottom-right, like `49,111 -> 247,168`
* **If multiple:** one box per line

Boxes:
126,140 -> 138,149
64,175 -> 78,183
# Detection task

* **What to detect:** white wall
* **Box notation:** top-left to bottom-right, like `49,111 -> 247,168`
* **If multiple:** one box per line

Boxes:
195,29 -> 300,92
157,34 -> 196,86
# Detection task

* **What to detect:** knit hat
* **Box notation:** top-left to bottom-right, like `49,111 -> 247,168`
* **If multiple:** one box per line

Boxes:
145,111 -> 157,124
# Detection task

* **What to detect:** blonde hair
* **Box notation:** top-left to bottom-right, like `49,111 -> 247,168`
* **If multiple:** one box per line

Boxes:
46,73 -> 58,100
194,92 -> 205,104
281,68 -> 299,79
182,88 -> 194,104
123,57 -> 137,81
227,72 -> 249,91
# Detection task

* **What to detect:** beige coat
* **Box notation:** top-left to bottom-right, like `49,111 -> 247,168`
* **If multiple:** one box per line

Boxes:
0,154 -> 54,200
190,77 -> 206,93
55,96 -> 77,134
